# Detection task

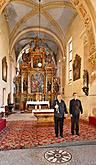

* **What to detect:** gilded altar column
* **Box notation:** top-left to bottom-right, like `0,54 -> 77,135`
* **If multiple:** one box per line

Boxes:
51,70 -> 54,93
29,46 -> 33,68
28,74 -> 31,94
31,56 -> 33,68
21,74 -> 23,93
42,52 -> 45,68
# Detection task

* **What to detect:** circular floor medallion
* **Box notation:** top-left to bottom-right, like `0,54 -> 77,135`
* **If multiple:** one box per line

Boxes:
44,149 -> 72,163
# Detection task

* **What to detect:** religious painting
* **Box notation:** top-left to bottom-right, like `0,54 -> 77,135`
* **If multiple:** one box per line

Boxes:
2,57 -> 7,82
73,54 -> 81,81
31,72 -> 44,93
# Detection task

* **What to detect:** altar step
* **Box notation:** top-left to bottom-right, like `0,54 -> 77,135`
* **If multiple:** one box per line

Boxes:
32,109 -> 54,122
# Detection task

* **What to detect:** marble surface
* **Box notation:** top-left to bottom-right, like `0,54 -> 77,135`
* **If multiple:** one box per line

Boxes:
0,144 -> 96,165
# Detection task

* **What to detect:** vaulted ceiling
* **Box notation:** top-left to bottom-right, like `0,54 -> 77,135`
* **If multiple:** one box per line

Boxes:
3,0 -> 77,58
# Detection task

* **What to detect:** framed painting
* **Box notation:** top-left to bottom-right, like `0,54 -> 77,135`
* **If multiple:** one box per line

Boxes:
2,57 -> 7,82
73,54 -> 81,81
31,72 -> 44,93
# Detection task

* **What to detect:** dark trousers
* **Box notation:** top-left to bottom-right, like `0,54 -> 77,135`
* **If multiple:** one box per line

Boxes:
71,114 -> 79,134
54,117 -> 64,137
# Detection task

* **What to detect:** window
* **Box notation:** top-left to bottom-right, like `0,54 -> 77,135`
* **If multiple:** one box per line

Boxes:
68,38 -> 72,82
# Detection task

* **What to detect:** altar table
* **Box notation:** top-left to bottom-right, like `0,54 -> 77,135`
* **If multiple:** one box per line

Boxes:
32,109 -> 54,122
0,107 -> 5,113
26,101 -> 50,110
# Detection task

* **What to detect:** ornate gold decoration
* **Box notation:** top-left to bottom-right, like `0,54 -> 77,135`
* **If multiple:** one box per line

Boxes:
73,0 -> 79,6
71,0 -> 96,57
88,51 -> 96,65
79,4 -> 87,17
0,0 -> 6,9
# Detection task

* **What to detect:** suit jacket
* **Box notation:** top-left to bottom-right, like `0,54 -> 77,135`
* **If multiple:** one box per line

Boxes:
69,99 -> 83,116
52,99 -> 68,118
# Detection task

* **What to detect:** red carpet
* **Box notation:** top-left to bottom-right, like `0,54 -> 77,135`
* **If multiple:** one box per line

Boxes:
0,119 -> 96,150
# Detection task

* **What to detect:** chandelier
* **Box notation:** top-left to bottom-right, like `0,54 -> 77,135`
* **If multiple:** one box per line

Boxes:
37,0 -> 42,67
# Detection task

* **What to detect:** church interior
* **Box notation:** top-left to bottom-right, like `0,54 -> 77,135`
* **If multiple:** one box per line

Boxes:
0,0 -> 96,164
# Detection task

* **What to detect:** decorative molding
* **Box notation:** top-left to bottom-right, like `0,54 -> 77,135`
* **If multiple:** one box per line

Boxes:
0,0 -> 6,9
73,0 -> 79,6
88,50 -> 96,66
43,1 -> 75,10
71,0 -> 96,56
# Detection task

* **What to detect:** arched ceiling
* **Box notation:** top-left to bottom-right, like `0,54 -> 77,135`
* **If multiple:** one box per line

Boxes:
3,0 -> 77,57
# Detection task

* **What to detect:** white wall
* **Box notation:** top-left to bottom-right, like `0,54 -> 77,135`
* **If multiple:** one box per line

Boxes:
63,14 -> 93,119
64,15 -> 84,98
0,14 -> 16,106
90,0 -> 96,12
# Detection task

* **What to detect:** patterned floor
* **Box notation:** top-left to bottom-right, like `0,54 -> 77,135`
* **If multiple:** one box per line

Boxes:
0,119 -> 96,151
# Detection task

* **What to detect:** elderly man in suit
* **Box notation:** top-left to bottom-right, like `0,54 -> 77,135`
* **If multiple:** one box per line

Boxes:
69,92 -> 83,135
52,93 -> 68,138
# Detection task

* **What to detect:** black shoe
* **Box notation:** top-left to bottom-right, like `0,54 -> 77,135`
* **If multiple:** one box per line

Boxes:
71,132 -> 74,135
76,133 -> 80,136
60,135 -> 63,138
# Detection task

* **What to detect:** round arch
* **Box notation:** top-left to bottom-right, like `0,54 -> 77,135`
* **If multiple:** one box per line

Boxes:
10,27 -> 65,57
0,0 -> 96,56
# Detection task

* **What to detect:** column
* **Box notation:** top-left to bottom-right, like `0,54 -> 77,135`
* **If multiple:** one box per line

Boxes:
9,55 -> 14,104
21,74 -> 23,93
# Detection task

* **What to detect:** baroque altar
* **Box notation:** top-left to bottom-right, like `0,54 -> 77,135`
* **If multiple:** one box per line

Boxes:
14,39 -> 60,111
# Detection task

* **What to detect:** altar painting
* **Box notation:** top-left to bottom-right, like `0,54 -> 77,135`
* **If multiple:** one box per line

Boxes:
31,73 -> 44,93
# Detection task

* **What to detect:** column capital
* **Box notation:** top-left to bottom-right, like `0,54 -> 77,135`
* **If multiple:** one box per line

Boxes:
9,55 -> 14,63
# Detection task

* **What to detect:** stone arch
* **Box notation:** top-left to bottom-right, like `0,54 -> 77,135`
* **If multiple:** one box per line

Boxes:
10,27 -> 65,57
0,0 -> 96,57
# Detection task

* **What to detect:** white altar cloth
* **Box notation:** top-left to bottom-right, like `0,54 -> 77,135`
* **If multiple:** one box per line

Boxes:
27,101 -> 49,105
0,107 -> 5,113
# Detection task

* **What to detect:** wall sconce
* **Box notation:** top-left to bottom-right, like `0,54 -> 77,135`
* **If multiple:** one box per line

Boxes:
82,70 -> 89,96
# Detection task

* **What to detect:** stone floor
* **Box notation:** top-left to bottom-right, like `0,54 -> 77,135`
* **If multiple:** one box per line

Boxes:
4,111 -> 37,121
0,142 -> 96,165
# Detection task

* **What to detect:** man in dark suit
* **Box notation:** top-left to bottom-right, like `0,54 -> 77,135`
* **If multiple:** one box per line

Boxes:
52,93 -> 68,138
69,92 -> 83,135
